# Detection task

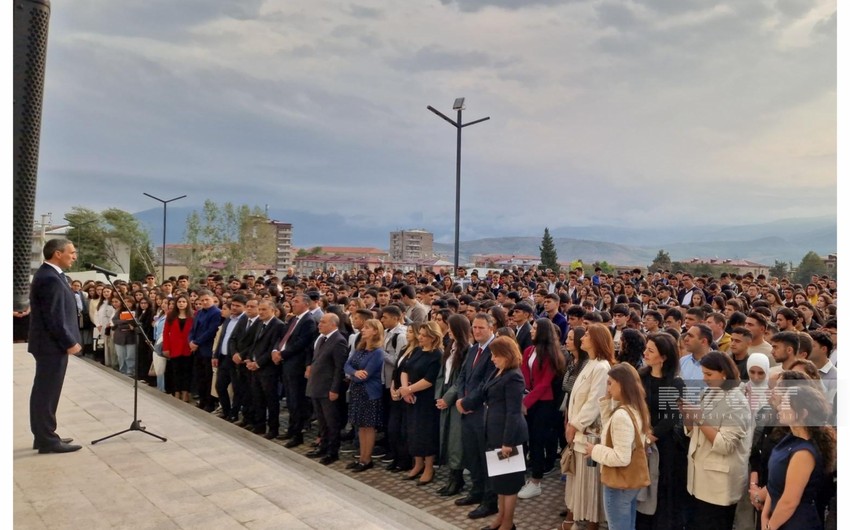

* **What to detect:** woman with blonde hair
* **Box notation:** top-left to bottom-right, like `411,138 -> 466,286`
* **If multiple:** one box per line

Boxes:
563,323 -> 615,530
344,318 -> 386,472
387,322 -> 421,473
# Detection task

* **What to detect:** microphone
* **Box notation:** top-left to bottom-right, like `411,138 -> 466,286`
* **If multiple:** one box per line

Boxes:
85,263 -> 119,277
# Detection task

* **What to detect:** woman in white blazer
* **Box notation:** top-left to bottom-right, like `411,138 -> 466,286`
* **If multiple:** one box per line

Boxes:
681,351 -> 752,530
564,324 -> 614,530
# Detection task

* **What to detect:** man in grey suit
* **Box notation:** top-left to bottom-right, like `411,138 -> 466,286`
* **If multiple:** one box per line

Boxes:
28,239 -> 82,453
305,313 -> 349,465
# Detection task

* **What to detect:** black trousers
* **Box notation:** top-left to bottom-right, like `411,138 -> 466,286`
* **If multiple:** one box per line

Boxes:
251,368 -> 280,433
233,362 -> 253,420
687,495 -> 736,530
461,410 -> 495,506
313,397 -> 341,455
387,398 -> 411,467
30,353 -> 69,447
215,356 -> 236,419
526,399 -> 557,479
282,360 -> 308,435
193,355 -> 214,408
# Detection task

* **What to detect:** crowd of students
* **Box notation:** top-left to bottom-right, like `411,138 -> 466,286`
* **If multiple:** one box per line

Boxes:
49,264 -> 837,530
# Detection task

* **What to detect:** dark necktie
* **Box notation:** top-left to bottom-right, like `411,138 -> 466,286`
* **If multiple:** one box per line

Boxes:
472,346 -> 484,367
257,322 -> 267,339
317,335 -> 327,350
277,316 -> 300,350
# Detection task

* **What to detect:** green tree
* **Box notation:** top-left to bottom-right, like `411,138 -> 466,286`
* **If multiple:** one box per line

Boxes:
296,247 -> 323,258
64,206 -> 156,279
183,201 -> 270,279
539,227 -> 559,272
591,261 -> 615,274
768,260 -> 790,279
649,249 -> 672,272
793,251 -> 828,284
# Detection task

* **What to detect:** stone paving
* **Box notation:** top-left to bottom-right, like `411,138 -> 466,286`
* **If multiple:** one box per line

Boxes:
14,343 -> 569,529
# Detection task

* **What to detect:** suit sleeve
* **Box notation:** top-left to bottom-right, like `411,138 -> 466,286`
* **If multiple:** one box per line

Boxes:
39,275 -> 79,350
461,358 -> 497,412
364,348 -> 385,380
570,363 -> 608,431
502,372 -> 529,446
330,338 -> 349,394
523,357 -> 556,409
282,318 -> 318,362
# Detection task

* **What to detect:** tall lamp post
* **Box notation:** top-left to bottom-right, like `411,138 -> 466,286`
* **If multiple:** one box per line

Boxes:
427,98 -> 489,275
143,193 -> 187,282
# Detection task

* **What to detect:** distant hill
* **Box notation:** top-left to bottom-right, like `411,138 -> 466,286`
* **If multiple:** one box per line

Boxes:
132,206 -> 835,266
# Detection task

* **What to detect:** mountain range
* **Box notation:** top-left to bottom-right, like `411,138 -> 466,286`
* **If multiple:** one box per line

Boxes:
132,206 -> 836,267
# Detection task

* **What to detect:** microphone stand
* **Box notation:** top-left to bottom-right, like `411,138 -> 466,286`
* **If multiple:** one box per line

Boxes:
92,271 -> 167,445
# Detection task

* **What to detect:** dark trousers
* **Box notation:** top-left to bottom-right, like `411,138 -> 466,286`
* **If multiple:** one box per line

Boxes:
193,355 -> 214,408
387,398 -> 411,467
313,397 -> 341,455
234,362 -> 253,420
688,495 -> 736,530
215,356 -> 236,419
526,399 -> 557,479
30,353 -> 69,447
461,410 -> 495,506
282,360 -> 308,435
338,379 -> 350,429
251,368 -> 280,433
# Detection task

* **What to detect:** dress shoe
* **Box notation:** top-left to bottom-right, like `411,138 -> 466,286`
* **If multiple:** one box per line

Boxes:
455,495 -> 482,507
345,461 -> 361,470
319,454 -> 339,465
252,426 -> 267,436
385,462 -> 399,472
351,461 -> 373,473
280,432 -> 294,440
468,504 -> 498,520
306,448 -> 328,458
38,442 -> 82,454
417,476 -> 433,486
263,432 -> 279,440
284,437 -> 303,449
402,469 -> 423,480
33,437 -> 73,450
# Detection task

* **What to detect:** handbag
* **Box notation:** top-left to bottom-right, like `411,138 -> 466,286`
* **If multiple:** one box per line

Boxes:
560,443 -> 576,475
600,407 -> 651,490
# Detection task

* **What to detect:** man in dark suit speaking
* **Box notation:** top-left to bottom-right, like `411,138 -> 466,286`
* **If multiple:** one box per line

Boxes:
28,239 -> 83,454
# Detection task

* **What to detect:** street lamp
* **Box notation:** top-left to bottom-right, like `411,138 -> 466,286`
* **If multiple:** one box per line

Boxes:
427,98 -> 490,275
143,193 -> 187,282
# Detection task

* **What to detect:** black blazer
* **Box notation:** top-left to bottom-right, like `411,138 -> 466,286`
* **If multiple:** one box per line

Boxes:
280,314 -> 319,368
228,315 -> 259,359
28,264 -> 81,357
483,368 -> 529,450
456,341 -> 497,413
248,317 -> 286,370
305,331 -> 349,398
516,323 -> 532,353
215,314 -> 243,359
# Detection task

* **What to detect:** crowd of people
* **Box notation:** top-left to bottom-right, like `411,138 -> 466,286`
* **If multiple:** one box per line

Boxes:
34,263 -> 837,530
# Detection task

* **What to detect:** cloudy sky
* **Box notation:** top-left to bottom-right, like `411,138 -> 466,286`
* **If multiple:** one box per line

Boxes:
33,0 -> 836,242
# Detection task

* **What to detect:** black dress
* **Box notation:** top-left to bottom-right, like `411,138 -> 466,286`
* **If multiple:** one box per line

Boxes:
483,368 -> 529,495
403,348 -> 442,457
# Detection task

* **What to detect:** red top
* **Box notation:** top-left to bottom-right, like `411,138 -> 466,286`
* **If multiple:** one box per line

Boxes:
520,345 -> 556,408
163,316 -> 193,358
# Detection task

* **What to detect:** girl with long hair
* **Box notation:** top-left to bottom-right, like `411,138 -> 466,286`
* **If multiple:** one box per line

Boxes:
435,314 -> 471,497
162,294 -> 194,402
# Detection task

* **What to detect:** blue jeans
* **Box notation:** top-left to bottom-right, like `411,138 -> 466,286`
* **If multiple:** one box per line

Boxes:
603,485 -> 640,530
114,343 -> 136,377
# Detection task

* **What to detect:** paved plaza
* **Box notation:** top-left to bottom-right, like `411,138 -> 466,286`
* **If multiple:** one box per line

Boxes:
13,344 -> 568,529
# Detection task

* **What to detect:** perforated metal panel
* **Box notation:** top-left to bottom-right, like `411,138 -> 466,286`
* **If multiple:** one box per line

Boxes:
13,0 -> 51,310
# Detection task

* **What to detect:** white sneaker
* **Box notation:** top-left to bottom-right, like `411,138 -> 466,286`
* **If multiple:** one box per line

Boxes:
517,480 -> 542,499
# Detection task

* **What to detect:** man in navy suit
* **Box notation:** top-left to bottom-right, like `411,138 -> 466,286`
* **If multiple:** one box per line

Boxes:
305,313 -> 349,464
245,300 -> 286,438
455,313 -> 498,519
28,239 -> 83,453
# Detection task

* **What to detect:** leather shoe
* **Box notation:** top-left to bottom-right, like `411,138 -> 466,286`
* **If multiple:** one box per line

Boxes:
306,448 -> 328,458
263,432 -> 279,440
280,432 -> 294,440
468,504 -> 498,520
33,437 -> 73,450
351,461 -> 373,473
284,437 -> 303,449
455,495 -> 482,507
38,442 -> 82,454
319,454 -> 339,465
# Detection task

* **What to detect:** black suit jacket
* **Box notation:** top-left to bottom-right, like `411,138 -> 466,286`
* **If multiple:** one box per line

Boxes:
279,314 -> 319,369
456,341 -> 497,413
215,314 -> 244,359
516,323 -> 533,353
248,317 -> 286,370
483,368 -> 529,449
29,264 -> 81,357
228,315 -> 260,359
305,331 -> 349,398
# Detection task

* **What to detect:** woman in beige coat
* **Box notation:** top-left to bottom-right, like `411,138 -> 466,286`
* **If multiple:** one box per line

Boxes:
563,324 -> 614,530
681,351 -> 752,530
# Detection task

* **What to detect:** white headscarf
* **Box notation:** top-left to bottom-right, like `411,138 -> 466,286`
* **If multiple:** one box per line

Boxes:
746,353 -> 770,388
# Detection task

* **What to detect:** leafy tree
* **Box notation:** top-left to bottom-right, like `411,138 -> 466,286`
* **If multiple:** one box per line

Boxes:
183,201 -> 271,279
296,246 -> 323,258
64,207 -> 156,279
769,260 -> 790,279
794,251 -> 828,284
592,261 -> 615,274
649,249 -> 672,272
539,227 -> 559,272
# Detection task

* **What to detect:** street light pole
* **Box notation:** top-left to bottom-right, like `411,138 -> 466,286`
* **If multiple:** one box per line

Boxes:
143,193 -> 187,282
427,98 -> 489,275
